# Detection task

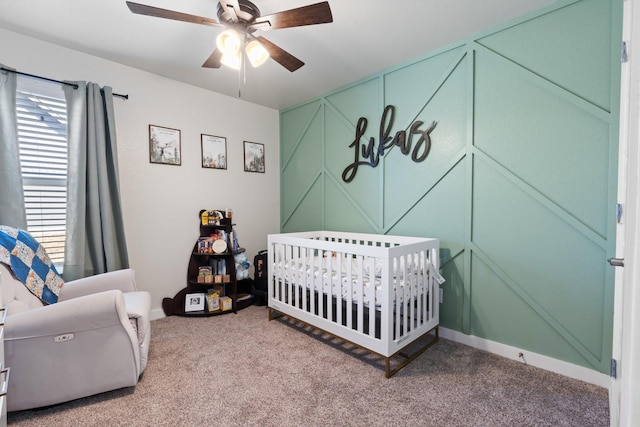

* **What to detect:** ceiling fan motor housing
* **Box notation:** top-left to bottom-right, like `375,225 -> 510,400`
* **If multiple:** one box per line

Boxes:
217,0 -> 261,30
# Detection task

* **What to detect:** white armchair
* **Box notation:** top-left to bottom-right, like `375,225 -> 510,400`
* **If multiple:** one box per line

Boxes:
0,263 -> 151,412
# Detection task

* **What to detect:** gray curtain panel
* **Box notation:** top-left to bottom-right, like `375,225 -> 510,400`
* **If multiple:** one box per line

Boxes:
0,66 -> 27,229
62,82 -> 129,280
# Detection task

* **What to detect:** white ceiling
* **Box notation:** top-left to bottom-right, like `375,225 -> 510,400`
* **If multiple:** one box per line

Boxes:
0,0 -> 555,110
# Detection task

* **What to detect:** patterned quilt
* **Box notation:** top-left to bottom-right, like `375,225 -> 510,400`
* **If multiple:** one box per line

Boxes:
0,225 -> 63,304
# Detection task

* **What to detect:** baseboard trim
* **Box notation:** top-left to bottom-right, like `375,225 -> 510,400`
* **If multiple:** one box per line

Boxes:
150,308 -> 165,321
439,327 -> 610,388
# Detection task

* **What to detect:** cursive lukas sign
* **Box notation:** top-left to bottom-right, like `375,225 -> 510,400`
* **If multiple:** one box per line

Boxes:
341,105 -> 436,183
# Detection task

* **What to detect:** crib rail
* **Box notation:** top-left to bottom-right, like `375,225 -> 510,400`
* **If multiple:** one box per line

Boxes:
267,231 -> 439,359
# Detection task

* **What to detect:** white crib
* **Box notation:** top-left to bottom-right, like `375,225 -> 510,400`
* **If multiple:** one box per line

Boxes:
267,231 -> 441,377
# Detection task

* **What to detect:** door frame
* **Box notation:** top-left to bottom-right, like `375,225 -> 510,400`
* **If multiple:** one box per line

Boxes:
610,0 -> 640,425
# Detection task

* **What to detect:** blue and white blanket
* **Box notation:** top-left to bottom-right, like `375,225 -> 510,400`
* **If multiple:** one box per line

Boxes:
0,225 -> 63,304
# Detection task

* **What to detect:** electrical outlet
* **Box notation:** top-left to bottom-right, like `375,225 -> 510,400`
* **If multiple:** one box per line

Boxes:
439,288 -> 443,304
54,333 -> 75,343
518,352 -> 527,364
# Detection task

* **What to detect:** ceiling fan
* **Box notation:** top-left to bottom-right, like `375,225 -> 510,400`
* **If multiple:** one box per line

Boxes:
126,0 -> 333,72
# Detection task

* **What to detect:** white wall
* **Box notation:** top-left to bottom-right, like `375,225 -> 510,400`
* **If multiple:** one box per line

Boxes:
1,28 -> 280,317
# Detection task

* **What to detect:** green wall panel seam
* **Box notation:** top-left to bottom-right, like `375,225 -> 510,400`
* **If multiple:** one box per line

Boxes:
281,102 -> 323,172
322,165 -> 378,226
473,42 -> 612,120
281,170 -> 323,229
462,44 -> 476,335
471,0 -> 583,50
473,148 -> 609,248
383,150 -> 466,233
323,95 -> 379,150
324,171 -> 381,233
386,50 -> 468,132
379,73 -> 385,228
321,103 -> 326,231
324,96 -> 361,130
441,247 -> 465,269
469,242 -> 603,369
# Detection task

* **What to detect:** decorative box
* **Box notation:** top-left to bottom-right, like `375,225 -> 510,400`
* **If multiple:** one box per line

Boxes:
220,296 -> 232,311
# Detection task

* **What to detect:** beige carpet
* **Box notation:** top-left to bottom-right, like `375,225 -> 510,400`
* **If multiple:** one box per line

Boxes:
8,305 -> 609,426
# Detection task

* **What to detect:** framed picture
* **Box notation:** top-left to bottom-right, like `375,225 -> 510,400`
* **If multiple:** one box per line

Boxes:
185,293 -> 205,312
243,141 -> 265,173
201,134 -> 227,169
149,124 -> 181,166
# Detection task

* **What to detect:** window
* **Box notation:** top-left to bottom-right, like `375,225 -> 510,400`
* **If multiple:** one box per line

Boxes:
16,77 -> 68,266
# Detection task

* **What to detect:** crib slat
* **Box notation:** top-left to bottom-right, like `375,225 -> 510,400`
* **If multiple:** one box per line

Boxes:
406,252 -> 417,330
309,250 -> 316,315
317,250 -> 322,316
300,247 -> 307,312
367,256 -> 375,337
292,246 -> 298,308
418,251 -> 425,325
346,253 -> 353,330
404,254 -> 411,333
275,244 -> 282,302
336,253 -> 343,327
356,256 -> 364,334
326,250 -> 333,323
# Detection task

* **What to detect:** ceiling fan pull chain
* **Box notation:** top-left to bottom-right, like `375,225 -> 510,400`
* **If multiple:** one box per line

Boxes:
238,49 -> 244,98
243,49 -> 247,85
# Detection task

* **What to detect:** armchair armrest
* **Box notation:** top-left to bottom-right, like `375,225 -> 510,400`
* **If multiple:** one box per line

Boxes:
5,290 -> 132,339
59,268 -> 138,301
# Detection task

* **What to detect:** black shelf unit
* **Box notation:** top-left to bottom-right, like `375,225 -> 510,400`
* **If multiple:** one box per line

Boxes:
162,215 -> 253,316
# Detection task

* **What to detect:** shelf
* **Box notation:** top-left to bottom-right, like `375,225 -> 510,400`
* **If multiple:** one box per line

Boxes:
192,247 -> 244,257
192,251 -> 233,256
161,213 -> 250,317
187,280 -> 233,286
162,291 -> 254,317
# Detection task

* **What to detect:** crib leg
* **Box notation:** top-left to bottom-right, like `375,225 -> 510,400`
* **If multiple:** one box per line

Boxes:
385,326 -> 439,378
268,307 -> 285,321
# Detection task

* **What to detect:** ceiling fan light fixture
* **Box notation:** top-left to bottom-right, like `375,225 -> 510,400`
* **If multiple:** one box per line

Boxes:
216,29 -> 241,55
220,51 -> 242,70
245,39 -> 269,68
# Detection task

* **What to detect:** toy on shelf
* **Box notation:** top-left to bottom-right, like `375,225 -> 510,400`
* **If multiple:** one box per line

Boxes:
234,252 -> 251,280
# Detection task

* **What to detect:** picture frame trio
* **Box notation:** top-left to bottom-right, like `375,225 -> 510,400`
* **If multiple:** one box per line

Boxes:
148,124 -> 265,173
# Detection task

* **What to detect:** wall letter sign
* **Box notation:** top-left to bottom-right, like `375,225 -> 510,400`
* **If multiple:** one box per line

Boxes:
341,105 -> 436,183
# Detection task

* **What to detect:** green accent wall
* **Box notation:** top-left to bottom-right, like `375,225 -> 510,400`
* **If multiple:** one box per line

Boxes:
279,0 -> 622,373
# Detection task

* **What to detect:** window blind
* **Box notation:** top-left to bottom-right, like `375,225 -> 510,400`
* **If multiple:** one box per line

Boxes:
16,77 -> 68,265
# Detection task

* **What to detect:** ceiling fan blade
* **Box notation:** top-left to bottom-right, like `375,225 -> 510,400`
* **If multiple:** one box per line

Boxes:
257,36 -> 304,72
250,1 -> 333,31
202,49 -> 223,68
126,1 -> 221,27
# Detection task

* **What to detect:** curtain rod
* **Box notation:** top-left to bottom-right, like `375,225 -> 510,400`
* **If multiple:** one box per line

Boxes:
0,67 -> 129,100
